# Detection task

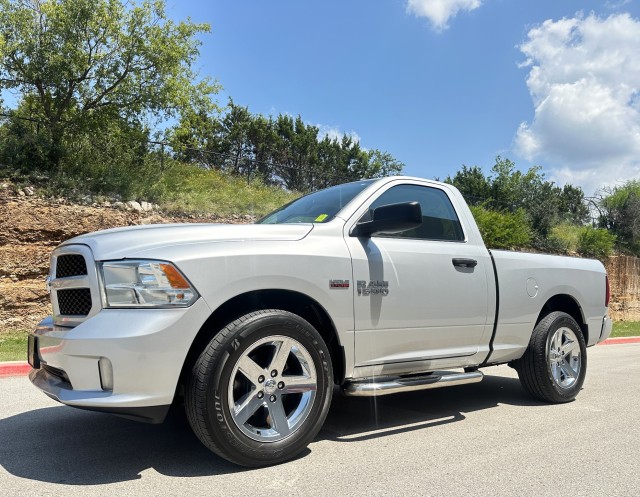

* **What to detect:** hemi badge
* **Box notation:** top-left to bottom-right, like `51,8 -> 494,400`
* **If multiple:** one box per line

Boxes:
330,280 -> 350,289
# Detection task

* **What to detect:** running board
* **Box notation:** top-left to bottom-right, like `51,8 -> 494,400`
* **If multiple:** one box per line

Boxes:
342,371 -> 484,397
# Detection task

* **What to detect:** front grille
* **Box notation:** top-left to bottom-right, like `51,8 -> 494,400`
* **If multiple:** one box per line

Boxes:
58,288 -> 92,316
56,254 -> 88,278
51,246 -> 97,325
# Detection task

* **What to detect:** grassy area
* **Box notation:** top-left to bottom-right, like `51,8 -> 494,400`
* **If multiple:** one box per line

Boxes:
0,331 -> 28,363
611,321 -> 640,338
156,163 -> 298,217
9,159 -> 301,219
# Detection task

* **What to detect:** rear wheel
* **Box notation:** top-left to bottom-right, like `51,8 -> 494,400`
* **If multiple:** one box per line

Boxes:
185,310 -> 333,467
514,311 -> 587,403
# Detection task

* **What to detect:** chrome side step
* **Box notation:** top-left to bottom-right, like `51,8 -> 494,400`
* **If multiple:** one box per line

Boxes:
342,370 -> 484,397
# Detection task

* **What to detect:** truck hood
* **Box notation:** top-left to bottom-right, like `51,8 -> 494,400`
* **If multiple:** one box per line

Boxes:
62,223 -> 313,260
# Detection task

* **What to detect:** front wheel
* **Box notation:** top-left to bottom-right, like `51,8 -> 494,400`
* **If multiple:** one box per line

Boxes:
514,311 -> 587,403
185,310 -> 333,467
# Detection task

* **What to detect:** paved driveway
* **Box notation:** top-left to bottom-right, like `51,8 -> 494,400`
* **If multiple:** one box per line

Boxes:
1,344 -> 638,497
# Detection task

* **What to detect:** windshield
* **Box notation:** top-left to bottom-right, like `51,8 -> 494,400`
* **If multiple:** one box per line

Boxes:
257,180 -> 377,224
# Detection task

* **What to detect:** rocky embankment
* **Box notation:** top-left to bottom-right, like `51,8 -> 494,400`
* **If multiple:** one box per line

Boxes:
0,183 -> 251,332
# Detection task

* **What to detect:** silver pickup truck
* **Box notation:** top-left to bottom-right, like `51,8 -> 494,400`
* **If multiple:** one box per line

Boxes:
28,176 -> 612,466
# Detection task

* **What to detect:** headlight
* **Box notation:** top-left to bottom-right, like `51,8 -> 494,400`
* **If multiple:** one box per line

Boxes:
99,260 -> 198,308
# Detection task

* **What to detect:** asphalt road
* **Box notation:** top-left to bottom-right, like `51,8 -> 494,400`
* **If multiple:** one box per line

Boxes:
0,344 -> 638,497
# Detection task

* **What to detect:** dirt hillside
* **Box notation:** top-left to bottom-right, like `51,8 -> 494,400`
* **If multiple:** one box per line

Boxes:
0,184 -> 250,333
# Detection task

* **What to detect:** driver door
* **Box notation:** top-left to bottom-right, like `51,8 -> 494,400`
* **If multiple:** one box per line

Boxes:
343,182 -> 492,371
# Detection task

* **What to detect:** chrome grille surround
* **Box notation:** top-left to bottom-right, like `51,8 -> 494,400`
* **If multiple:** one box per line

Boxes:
50,245 -> 102,327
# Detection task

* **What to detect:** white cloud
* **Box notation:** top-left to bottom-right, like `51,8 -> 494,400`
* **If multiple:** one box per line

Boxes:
317,125 -> 361,145
605,1 -> 632,10
515,13 -> 640,194
406,0 -> 482,31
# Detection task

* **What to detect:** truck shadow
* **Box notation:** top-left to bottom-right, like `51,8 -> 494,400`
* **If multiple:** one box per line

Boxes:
320,373 -> 541,443
0,374 -> 542,484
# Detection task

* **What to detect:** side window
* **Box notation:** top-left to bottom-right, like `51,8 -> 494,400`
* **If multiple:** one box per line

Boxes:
365,185 -> 465,241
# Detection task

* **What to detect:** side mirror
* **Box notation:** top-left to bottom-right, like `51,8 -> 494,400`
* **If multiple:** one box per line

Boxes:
351,202 -> 422,237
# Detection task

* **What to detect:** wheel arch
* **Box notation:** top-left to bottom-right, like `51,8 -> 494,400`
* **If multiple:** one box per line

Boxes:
536,294 -> 588,343
177,289 -> 345,396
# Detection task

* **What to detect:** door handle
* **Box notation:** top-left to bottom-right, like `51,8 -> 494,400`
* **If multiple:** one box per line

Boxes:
452,258 -> 477,268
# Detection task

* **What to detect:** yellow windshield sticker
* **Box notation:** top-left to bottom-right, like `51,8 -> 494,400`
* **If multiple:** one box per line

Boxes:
315,214 -> 328,222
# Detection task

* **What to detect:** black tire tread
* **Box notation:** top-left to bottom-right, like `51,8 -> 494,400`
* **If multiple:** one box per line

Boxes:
514,311 -> 587,403
185,311 -> 266,463
184,309 -> 331,466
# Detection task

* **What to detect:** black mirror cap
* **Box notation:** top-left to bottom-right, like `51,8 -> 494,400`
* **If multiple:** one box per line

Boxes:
351,201 -> 422,237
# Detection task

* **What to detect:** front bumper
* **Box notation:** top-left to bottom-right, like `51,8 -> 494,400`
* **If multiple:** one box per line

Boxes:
28,298 -> 211,423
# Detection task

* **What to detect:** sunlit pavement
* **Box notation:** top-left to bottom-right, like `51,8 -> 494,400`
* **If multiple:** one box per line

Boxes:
1,344 -> 638,497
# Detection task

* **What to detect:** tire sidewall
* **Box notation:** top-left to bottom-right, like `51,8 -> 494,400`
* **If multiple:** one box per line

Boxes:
200,312 -> 332,466
543,313 -> 587,401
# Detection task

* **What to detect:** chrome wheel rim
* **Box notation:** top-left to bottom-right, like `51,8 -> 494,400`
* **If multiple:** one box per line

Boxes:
227,335 -> 317,443
547,327 -> 581,389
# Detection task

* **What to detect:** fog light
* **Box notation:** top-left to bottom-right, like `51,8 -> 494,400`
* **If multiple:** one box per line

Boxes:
98,358 -> 114,391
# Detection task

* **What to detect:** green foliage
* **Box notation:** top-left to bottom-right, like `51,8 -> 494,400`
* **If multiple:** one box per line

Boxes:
548,224 -> 615,259
0,1 -> 401,207
446,157 -> 590,251
598,180 -> 640,255
469,205 -> 531,249
558,184 -> 590,224
0,0 -> 217,173
612,321 -> 640,337
577,227 -> 616,260
444,165 -> 491,206
0,330 -> 28,362
363,150 -> 405,178
170,100 -> 404,191
154,161 -> 298,217
0,105 -> 52,172
548,223 -> 583,253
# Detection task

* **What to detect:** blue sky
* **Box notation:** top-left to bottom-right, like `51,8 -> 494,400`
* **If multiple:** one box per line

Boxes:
169,1 -> 640,194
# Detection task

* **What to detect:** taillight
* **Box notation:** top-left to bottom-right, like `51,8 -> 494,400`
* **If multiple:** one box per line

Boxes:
605,275 -> 610,308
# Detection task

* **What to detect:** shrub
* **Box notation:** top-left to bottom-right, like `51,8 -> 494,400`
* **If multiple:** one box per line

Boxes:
577,227 -> 616,260
469,205 -> 531,249
548,223 -> 583,254
156,162 -> 298,217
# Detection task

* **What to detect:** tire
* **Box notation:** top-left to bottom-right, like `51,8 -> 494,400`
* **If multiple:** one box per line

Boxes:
514,311 -> 587,403
185,310 -> 333,467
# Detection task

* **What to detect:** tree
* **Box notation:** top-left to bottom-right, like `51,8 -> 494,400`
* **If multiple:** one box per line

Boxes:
577,227 -> 616,260
559,184 -> 590,225
169,101 -> 405,192
0,0 -> 217,171
445,157 -> 591,250
598,180 -> 640,255
362,150 -> 403,179
445,165 -> 491,206
469,205 -> 531,249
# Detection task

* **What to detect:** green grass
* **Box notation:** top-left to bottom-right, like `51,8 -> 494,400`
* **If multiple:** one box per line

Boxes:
7,158 -> 301,219
156,163 -> 298,217
0,331 -> 28,363
611,321 -> 640,338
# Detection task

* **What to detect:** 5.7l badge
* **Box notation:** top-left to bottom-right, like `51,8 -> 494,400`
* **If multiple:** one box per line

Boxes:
329,279 -> 350,289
